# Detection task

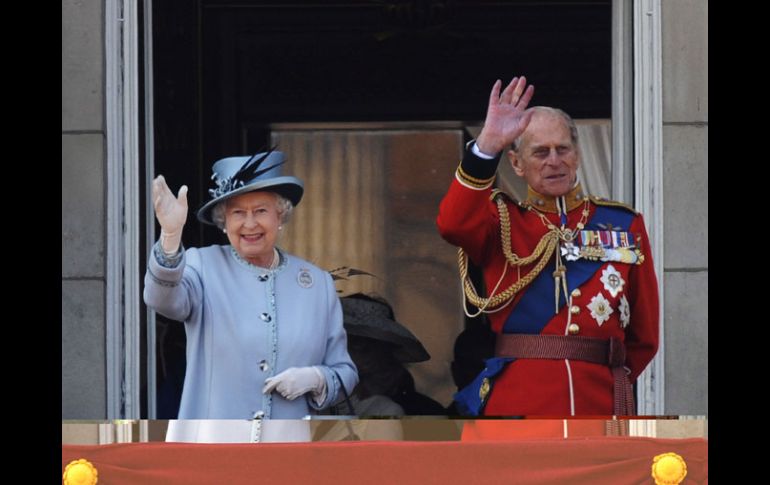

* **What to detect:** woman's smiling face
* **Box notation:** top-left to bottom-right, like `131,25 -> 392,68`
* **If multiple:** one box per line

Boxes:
224,191 -> 282,267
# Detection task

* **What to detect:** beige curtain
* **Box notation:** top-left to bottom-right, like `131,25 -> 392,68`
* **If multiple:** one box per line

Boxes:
271,129 -> 466,406
271,131 -> 387,296
573,119 -> 612,198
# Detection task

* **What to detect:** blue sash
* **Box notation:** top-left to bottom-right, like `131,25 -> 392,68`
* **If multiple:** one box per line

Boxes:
453,205 -> 634,415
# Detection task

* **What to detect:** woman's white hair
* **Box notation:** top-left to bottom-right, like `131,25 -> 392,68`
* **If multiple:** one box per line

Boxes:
211,191 -> 294,230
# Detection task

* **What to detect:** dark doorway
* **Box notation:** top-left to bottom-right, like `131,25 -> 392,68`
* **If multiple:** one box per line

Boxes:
149,0 -> 611,418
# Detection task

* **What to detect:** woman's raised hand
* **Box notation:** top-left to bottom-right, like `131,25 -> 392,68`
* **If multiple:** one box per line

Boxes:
152,175 -> 189,254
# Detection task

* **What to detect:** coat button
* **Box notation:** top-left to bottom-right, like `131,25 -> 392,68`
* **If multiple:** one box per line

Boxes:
260,313 -> 271,322
570,305 -> 581,315
258,274 -> 269,282
259,360 -> 269,371
568,323 -> 580,335
571,288 -> 582,298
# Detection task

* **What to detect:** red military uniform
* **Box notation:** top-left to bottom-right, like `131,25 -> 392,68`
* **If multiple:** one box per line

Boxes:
437,148 -> 659,416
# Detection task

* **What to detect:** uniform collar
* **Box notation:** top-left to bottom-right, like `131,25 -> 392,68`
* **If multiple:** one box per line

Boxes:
525,183 -> 587,214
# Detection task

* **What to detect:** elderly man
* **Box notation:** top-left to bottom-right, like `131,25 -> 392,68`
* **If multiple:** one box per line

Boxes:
437,76 -> 659,416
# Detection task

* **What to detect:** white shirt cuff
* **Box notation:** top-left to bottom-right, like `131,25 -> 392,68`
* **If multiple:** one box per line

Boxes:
471,142 -> 496,159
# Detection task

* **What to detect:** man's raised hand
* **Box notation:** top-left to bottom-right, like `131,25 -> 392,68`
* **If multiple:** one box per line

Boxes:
475,76 -> 535,155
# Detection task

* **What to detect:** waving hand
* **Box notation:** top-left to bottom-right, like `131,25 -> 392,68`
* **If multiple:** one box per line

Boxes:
475,76 -> 535,155
152,175 -> 189,254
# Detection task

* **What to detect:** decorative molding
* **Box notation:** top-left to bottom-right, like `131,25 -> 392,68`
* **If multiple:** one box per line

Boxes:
632,0 -> 665,415
98,422 -> 115,444
143,0 -> 158,420
629,419 -> 657,437
105,0 -> 142,419
611,0 -> 633,205
115,420 -> 135,443
139,419 -> 151,442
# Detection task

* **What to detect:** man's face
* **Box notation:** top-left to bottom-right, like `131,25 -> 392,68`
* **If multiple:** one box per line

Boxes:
508,112 -> 580,198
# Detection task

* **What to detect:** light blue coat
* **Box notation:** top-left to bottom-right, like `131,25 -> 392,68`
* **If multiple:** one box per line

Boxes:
144,244 -> 358,419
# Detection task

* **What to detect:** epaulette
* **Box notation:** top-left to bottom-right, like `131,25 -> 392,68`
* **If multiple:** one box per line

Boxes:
490,188 -> 526,208
589,195 -> 638,215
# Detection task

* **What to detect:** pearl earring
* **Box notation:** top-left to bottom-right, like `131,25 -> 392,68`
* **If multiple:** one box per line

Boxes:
223,228 -> 227,234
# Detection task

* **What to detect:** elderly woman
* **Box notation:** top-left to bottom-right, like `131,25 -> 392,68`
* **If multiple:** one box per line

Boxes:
144,149 -> 358,442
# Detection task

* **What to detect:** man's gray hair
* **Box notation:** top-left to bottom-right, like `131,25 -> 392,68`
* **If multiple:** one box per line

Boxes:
211,191 -> 295,230
511,106 -> 579,152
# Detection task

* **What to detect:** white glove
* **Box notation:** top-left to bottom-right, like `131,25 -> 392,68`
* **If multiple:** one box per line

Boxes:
262,366 -> 326,401
152,175 -> 189,254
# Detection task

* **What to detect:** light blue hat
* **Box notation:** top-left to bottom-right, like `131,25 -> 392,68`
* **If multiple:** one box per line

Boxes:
197,149 -> 304,226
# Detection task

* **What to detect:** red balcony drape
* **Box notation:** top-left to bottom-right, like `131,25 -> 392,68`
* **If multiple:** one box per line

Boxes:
63,437 -> 707,484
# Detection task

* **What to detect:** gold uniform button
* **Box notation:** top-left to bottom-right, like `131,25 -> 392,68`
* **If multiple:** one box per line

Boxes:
570,305 -> 580,315
568,323 -> 580,335
571,288 -> 582,298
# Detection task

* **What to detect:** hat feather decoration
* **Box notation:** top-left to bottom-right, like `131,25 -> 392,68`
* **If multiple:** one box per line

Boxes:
209,147 -> 284,199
